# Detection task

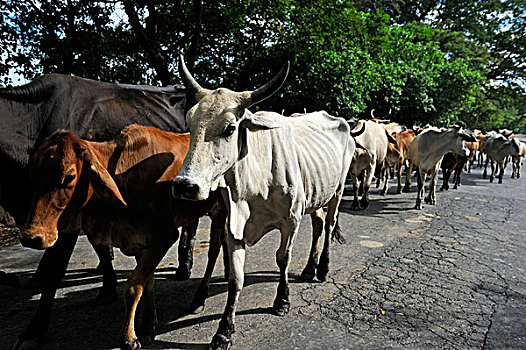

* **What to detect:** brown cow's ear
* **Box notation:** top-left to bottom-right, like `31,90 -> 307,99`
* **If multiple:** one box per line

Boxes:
81,149 -> 127,207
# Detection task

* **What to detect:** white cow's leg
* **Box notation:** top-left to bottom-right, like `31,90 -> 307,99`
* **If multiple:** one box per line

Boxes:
300,209 -> 324,281
210,234 -> 245,350
360,163 -> 375,209
403,160 -> 413,192
350,174 -> 360,210
273,218 -> 300,316
425,168 -> 438,205
415,168 -> 426,210
318,195 -> 345,282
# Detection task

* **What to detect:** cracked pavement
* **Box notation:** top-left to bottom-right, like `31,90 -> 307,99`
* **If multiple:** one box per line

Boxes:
1,164 -> 525,349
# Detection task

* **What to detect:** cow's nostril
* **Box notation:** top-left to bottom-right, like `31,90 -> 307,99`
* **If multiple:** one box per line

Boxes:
20,234 -> 44,250
172,178 -> 200,200
183,183 -> 199,199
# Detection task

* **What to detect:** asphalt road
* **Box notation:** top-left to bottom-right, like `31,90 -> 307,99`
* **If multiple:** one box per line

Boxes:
0,161 -> 524,350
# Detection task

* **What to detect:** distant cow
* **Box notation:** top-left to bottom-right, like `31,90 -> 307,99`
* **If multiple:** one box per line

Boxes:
16,125 -> 227,350
440,141 -> 478,191
172,57 -> 355,350
404,126 -> 475,209
439,153 -> 467,191
483,134 -> 521,183
349,120 -> 396,209
384,130 -> 415,194
512,141 -> 526,178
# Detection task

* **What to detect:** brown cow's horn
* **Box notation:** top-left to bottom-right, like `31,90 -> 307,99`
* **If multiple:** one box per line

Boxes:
245,62 -> 290,107
179,55 -> 204,98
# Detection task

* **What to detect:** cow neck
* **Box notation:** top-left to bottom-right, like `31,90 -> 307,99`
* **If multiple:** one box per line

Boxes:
0,96 -> 50,166
227,127 -> 275,202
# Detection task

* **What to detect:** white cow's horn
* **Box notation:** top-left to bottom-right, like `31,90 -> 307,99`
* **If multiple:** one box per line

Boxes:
179,55 -> 204,98
246,61 -> 290,107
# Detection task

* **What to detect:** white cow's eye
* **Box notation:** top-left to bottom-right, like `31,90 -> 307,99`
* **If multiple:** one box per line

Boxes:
223,125 -> 236,137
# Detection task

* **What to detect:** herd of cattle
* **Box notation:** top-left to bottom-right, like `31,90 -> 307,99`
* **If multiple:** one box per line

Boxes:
2,57 -> 525,350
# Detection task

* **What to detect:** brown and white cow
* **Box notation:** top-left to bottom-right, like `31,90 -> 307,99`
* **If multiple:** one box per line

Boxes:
16,125 -> 227,350
403,126 -> 475,209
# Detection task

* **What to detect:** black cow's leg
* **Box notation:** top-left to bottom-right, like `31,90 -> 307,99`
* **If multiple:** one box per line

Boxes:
175,222 -> 198,281
300,210 -> 324,281
93,244 -> 118,305
13,232 -> 79,350
190,212 -> 227,314
209,235 -> 245,350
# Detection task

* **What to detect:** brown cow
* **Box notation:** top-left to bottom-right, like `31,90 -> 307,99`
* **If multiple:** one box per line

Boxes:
16,125 -> 227,350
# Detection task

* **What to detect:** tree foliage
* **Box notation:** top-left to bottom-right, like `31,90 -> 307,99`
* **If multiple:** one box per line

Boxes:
1,0 -> 524,130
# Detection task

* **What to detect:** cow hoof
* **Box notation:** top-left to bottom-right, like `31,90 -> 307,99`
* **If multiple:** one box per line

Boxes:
350,202 -> 361,211
139,332 -> 155,346
11,338 -> 39,350
93,288 -> 118,306
0,271 -> 20,288
360,200 -> 369,209
121,338 -> 141,350
402,186 -> 411,193
300,266 -> 316,282
424,196 -> 431,204
189,295 -> 207,314
191,303 -> 206,314
208,334 -> 232,350
498,179 -> 503,184
273,299 -> 290,316
174,266 -> 192,281
490,178 -> 494,183
414,204 -> 422,210
483,175 -> 487,179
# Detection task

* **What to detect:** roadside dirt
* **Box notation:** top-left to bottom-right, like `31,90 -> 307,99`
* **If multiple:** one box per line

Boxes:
0,225 -> 19,248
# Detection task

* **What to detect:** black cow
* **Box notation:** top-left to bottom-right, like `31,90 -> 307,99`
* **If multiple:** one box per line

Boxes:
0,74 -> 204,349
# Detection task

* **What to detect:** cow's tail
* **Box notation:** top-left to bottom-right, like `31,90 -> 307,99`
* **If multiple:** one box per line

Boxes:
331,220 -> 346,244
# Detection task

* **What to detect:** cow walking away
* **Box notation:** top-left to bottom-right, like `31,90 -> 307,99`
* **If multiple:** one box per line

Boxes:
15,125 -> 227,350
349,120 -> 396,209
483,133 -> 522,183
172,56 -> 356,349
403,126 -> 475,209
512,141 -> 526,178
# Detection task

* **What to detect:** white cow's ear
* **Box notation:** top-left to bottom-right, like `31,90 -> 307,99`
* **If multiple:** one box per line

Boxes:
240,115 -> 281,131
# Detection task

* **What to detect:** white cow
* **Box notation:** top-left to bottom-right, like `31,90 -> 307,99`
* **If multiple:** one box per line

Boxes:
172,56 -> 357,350
483,134 -> 522,183
404,126 -> 475,209
512,141 -> 526,178
348,120 -> 395,209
